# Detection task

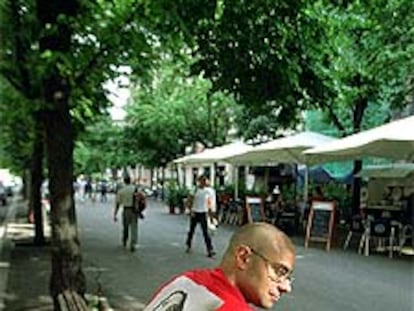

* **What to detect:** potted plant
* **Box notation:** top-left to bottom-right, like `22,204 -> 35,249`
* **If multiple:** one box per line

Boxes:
176,186 -> 190,214
166,181 -> 179,214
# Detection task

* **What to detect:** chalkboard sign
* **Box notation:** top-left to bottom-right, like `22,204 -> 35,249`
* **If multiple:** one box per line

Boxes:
246,197 -> 265,223
305,201 -> 335,251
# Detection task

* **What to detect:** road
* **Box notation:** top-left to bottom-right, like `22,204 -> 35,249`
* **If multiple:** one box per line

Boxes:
75,194 -> 413,311
3,194 -> 413,310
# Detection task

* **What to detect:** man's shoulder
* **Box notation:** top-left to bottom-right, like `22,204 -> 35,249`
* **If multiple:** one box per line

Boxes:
207,187 -> 216,195
197,187 -> 213,195
144,271 -> 223,310
183,268 -> 216,281
185,269 -> 249,307
144,269 -> 251,311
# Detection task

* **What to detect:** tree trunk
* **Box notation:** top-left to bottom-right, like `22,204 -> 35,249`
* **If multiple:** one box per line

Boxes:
351,93 -> 368,215
30,119 -> 45,245
36,0 -> 86,304
111,167 -> 118,180
351,160 -> 363,214
161,167 -> 166,201
23,169 -> 30,201
42,104 -> 86,303
137,164 -> 141,183
174,164 -> 180,186
150,168 -> 154,188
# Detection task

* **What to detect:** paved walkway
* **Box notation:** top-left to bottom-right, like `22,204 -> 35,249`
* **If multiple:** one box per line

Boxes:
1,196 -> 413,311
0,196 -> 21,310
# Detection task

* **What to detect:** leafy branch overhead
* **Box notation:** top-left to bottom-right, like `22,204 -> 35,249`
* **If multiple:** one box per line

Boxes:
124,55 -> 238,167
302,0 -> 414,134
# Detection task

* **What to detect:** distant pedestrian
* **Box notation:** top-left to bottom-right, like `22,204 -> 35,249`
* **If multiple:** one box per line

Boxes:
100,180 -> 108,203
144,222 -> 296,310
186,175 -> 216,257
84,178 -> 93,200
114,176 -> 140,252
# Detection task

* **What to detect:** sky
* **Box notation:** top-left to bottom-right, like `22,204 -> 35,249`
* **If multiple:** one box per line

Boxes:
105,69 -> 131,121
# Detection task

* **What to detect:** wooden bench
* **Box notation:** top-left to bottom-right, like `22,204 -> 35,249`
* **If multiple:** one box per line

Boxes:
57,290 -> 89,311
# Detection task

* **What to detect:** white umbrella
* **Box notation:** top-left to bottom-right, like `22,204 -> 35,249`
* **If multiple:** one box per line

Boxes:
173,141 -> 253,194
224,131 -> 337,165
222,131 -> 336,203
173,141 -> 253,165
304,115 -> 414,165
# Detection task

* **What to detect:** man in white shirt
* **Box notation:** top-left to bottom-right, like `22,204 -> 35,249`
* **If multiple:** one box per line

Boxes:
186,175 -> 216,257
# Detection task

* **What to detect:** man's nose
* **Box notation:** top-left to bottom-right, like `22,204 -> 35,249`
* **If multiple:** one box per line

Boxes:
277,279 -> 292,293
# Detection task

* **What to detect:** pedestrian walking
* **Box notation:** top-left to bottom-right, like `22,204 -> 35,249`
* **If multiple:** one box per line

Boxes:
84,178 -> 93,201
206,178 -> 218,235
100,180 -> 108,203
186,175 -> 216,257
144,222 -> 295,310
114,176 -> 140,252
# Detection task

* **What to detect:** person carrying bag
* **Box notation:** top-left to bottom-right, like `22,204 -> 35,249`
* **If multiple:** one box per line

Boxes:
114,176 -> 140,252
134,187 -> 147,219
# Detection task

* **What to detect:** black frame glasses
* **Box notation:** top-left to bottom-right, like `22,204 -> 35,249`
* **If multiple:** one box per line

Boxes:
248,246 -> 294,284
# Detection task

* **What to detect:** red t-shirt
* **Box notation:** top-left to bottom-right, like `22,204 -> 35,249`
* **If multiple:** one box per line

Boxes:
144,268 -> 252,311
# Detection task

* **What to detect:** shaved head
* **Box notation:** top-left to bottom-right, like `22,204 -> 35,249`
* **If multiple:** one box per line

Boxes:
219,222 -> 296,309
224,223 -> 295,260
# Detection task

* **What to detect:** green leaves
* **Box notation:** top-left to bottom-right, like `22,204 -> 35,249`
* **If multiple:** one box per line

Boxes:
301,0 -> 414,133
74,115 -> 125,175
0,79 -> 35,174
124,55 -> 238,167
2,0 -> 414,177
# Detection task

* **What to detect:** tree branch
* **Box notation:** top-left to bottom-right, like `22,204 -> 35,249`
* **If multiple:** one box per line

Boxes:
329,109 -> 346,136
73,1 -> 142,86
319,101 -> 347,136
0,69 -> 24,94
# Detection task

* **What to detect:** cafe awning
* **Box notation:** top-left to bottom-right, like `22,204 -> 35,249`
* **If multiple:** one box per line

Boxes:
223,131 -> 337,165
356,163 -> 414,179
173,141 -> 253,165
304,115 -> 414,165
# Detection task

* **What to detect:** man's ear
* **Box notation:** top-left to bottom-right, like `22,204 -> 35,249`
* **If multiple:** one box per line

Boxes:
235,245 -> 251,270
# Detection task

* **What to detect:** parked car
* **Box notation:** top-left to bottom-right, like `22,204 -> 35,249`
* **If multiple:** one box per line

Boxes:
0,182 -> 7,206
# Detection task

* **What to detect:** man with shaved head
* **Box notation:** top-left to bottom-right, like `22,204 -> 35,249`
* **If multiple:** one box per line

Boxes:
144,223 -> 295,310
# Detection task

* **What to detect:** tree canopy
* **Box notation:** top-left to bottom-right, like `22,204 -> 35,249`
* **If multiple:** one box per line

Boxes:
124,55 -> 239,167
303,0 -> 414,134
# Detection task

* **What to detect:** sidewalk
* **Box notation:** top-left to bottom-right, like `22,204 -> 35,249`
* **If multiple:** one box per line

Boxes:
0,198 -> 114,311
0,196 -> 56,310
0,199 -> 13,311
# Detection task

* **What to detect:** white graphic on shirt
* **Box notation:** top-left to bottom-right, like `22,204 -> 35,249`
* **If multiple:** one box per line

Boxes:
144,276 -> 223,311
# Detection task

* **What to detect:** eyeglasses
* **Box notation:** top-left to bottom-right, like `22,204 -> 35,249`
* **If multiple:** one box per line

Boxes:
248,246 -> 294,284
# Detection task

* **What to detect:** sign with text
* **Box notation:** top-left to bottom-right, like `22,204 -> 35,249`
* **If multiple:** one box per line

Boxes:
246,197 -> 265,223
305,201 -> 335,251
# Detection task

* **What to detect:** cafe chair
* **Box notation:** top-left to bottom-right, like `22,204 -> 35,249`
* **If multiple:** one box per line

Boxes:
363,217 -> 396,258
226,199 -> 243,225
399,224 -> 413,255
398,203 -> 413,256
343,215 -> 367,253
